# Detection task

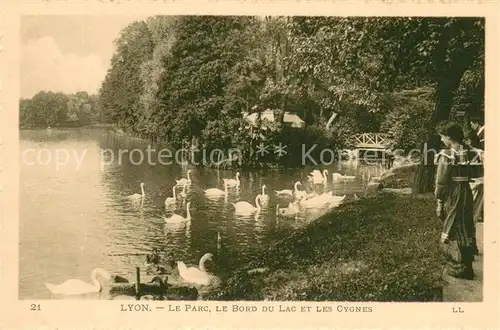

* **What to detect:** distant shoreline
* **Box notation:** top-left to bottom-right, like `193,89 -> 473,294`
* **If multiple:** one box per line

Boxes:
20,123 -> 115,130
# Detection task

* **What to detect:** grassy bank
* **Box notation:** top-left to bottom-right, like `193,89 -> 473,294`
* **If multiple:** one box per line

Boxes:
212,193 -> 444,301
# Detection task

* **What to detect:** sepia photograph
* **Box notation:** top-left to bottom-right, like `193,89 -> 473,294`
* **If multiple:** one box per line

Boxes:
18,14 -> 486,303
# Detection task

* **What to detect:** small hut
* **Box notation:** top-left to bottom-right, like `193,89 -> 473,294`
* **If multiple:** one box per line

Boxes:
243,109 -> 305,129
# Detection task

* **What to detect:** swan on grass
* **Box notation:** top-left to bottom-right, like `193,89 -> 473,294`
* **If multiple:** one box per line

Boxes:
177,253 -> 217,286
165,202 -> 192,224
275,181 -> 301,197
223,172 -> 240,187
308,169 -> 328,184
176,170 -> 192,186
126,182 -> 145,200
204,182 -> 229,198
44,268 -> 112,295
165,186 -> 177,206
232,194 -> 263,214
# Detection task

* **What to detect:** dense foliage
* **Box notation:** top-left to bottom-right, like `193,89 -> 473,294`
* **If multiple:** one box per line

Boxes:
211,194 -> 444,301
97,17 -> 483,164
380,88 -> 435,151
20,91 -> 101,128
23,16 -> 484,174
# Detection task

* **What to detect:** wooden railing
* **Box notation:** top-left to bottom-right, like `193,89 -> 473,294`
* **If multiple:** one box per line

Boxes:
353,133 -> 389,149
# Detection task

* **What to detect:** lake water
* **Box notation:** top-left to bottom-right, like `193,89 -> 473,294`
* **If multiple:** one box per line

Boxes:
19,128 -> 386,299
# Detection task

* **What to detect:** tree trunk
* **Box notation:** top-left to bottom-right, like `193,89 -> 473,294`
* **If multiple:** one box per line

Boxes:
413,72 -> 464,193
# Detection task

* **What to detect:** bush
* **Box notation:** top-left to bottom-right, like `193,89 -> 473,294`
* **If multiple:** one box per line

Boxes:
276,125 -> 337,167
330,116 -> 366,149
199,120 -> 338,168
213,194 -> 444,301
381,89 -> 435,151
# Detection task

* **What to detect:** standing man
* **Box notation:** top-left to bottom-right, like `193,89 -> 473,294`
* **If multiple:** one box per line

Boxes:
468,115 -> 484,242
469,116 -> 485,150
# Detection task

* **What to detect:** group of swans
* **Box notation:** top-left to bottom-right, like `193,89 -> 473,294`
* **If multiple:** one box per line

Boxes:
125,169 -> 192,214
273,178 -> 347,216
48,169 -> 355,297
308,169 -> 356,184
204,177 -> 269,203
44,253 -> 217,295
274,193 -> 346,219
204,172 -> 270,215
167,171 -> 270,222
203,172 -> 242,196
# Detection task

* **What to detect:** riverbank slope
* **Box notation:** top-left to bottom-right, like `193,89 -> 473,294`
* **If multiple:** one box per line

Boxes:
215,193 -> 445,301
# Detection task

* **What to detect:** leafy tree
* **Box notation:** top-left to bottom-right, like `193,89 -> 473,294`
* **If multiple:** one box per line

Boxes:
138,16 -> 178,140
380,88 -> 435,151
156,16 -> 262,147
94,16 -> 484,175
20,91 -> 69,127
19,91 -> 101,128
99,20 -> 155,134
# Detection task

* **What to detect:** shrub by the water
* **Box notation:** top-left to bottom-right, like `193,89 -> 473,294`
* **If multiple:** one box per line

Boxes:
276,125 -> 335,167
213,194 -> 444,301
198,121 -> 338,168
380,89 -> 435,151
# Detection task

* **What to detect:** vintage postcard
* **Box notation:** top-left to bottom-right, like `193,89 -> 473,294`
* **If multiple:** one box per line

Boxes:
0,0 -> 499,328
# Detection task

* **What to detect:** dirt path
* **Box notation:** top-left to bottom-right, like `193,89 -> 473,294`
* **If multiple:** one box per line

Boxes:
442,222 -> 483,302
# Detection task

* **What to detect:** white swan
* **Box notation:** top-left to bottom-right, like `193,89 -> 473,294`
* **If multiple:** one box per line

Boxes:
179,183 -> 187,199
332,173 -> 356,181
204,182 -> 229,198
165,186 -> 177,205
233,194 -> 263,214
223,172 -> 240,187
126,182 -> 145,200
176,170 -> 192,186
44,268 -> 112,295
177,253 -> 216,286
165,202 -> 192,223
260,184 -> 269,204
309,169 -> 328,184
276,202 -> 299,218
275,181 -> 301,197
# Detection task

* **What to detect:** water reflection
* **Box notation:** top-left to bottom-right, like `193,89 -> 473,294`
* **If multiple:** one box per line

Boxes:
20,128 -> 386,299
